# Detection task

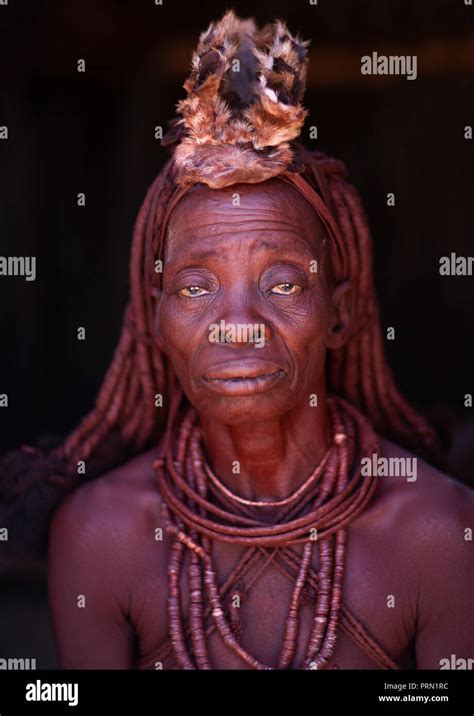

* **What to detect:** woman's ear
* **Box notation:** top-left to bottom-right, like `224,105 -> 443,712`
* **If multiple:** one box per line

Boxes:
326,280 -> 353,350
151,287 -> 167,355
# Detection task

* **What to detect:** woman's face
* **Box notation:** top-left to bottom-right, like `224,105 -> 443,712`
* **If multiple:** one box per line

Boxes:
157,178 -> 345,425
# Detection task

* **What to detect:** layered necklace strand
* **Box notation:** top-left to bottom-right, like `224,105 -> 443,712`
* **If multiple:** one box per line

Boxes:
155,396 -> 379,669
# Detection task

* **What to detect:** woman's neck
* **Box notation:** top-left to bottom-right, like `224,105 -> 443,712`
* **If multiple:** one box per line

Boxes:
197,389 -> 332,503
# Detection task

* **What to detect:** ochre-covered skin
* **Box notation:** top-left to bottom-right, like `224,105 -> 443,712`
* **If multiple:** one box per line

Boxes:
48,181 -> 474,669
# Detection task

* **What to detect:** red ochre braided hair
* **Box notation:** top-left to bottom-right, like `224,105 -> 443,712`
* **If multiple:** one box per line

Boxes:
0,11 -> 439,562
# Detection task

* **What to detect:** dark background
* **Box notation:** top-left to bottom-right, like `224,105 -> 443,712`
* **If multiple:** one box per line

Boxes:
0,0 -> 472,667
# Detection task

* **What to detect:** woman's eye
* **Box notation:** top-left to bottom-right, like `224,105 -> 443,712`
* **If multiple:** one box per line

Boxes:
178,286 -> 209,298
270,282 -> 302,295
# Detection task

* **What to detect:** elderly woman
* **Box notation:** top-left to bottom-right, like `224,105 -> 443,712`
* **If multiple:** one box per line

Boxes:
45,12 -> 473,670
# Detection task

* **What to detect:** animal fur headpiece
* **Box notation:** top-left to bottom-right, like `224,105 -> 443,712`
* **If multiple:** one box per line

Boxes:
162,11 -> 348,271
166,10 -> 310,189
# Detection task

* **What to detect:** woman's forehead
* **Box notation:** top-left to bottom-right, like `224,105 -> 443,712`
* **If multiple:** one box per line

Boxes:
164,179 -> 326,258
172,178 -> 316,215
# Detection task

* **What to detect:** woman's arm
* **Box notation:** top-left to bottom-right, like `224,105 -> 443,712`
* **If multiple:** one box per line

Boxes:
48,485 -> 136,669
414,480 -> 474,668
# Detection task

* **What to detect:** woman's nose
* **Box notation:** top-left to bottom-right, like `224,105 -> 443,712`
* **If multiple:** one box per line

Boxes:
207,280 -> 274,347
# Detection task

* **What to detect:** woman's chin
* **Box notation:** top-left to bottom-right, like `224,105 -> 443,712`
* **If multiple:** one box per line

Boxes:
191,392 -> 297,426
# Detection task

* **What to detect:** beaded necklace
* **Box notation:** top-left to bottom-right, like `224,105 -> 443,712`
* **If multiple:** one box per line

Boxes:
154,396 -> 379,669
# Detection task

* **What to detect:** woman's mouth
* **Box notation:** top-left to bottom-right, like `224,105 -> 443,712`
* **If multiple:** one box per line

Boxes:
200,360 -> 286,396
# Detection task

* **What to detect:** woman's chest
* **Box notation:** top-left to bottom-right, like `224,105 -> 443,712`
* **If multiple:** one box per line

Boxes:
130,531 -> 416,670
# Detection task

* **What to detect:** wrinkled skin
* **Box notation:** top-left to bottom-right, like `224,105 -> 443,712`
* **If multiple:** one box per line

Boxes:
48,180 -> 474,669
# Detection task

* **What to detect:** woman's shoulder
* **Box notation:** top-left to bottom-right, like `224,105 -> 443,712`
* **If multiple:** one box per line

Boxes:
362,437 -> 474,558
48,447 -> 167,566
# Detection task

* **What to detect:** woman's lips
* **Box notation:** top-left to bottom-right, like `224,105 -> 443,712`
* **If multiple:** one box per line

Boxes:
200,360 -> 286,396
